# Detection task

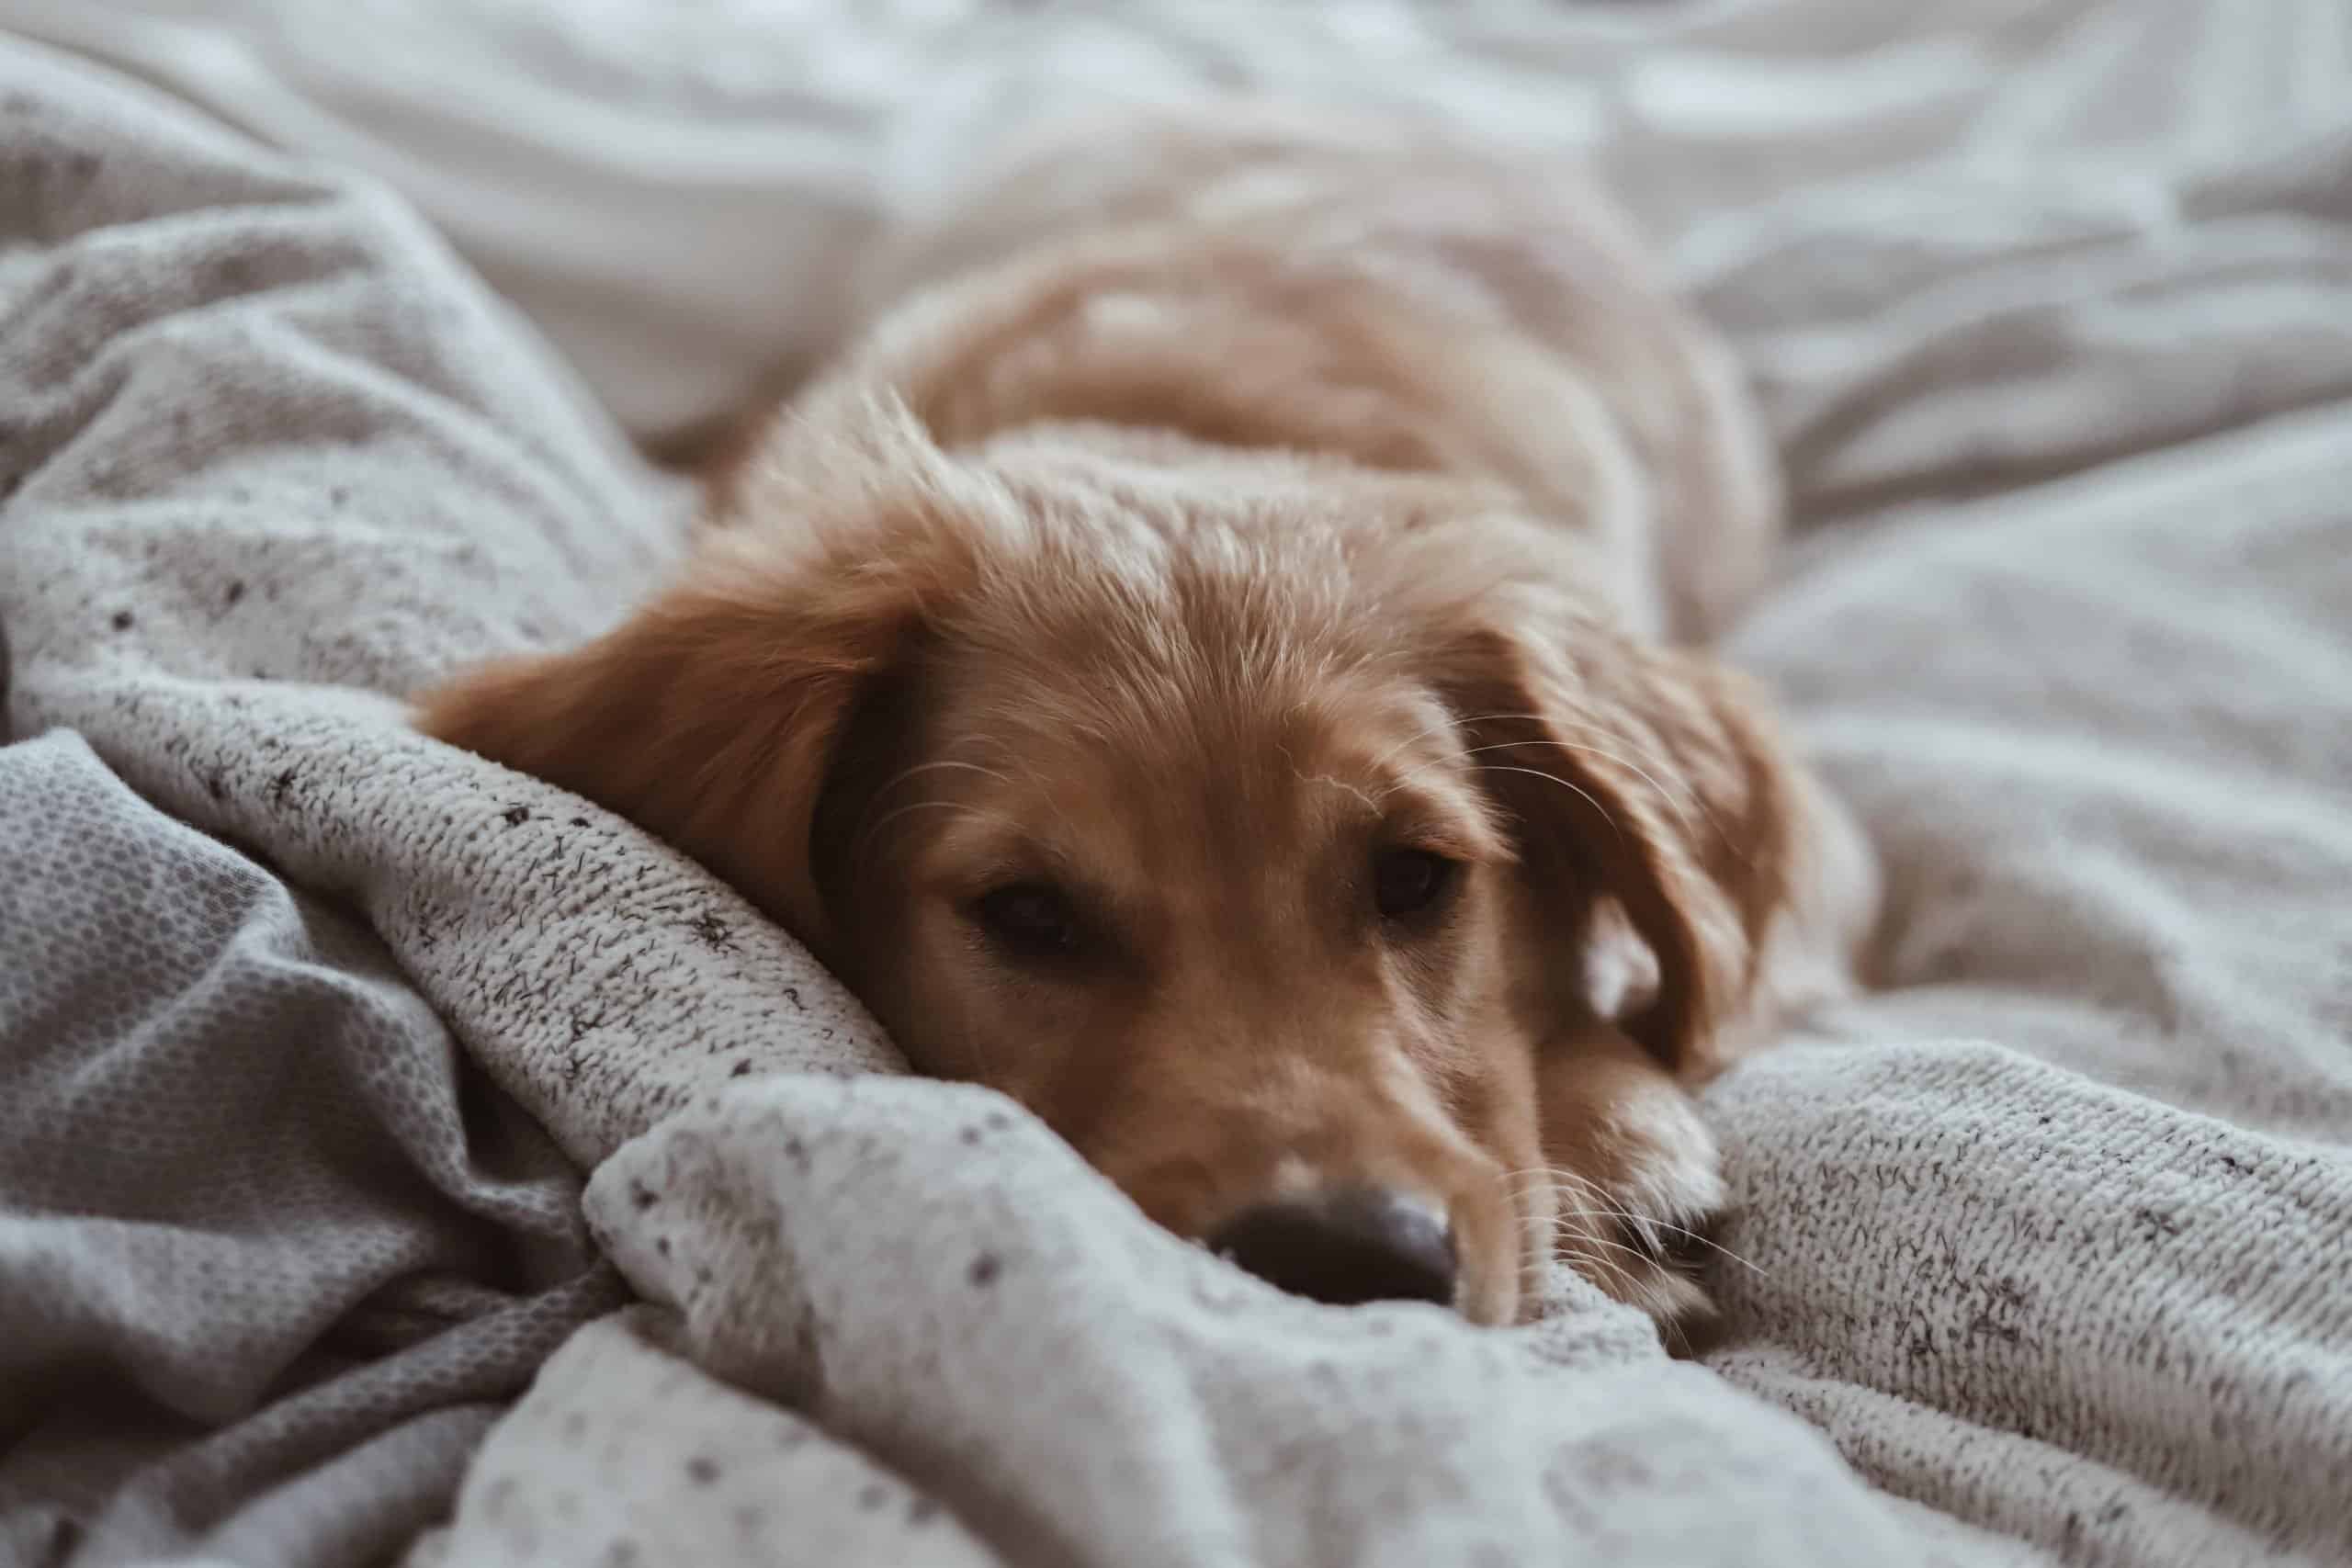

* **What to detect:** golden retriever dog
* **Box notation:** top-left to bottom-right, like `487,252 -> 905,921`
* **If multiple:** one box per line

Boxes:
415,105 -> 1878,1342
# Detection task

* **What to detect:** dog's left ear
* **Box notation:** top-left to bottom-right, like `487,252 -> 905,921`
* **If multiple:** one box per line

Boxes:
1432,587 -> 1813,1079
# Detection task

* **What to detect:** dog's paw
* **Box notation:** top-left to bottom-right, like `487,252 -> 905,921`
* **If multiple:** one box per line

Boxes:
1550,1165 -> 1731,1356
1535,1040 -> 1736,1354
1600,1196 -> 1734,1356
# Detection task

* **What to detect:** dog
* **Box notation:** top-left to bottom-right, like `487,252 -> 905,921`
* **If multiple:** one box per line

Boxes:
415,105 -> 1877,1342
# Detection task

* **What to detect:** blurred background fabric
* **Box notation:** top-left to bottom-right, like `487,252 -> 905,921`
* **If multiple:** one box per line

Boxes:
2,0 -> 2346,508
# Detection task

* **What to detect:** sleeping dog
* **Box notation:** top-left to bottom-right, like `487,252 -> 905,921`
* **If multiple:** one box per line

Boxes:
417,105 -> 1878,1342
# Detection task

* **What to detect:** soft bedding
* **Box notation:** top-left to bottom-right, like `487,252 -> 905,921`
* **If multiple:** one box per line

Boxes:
1,3 -> 2349,1566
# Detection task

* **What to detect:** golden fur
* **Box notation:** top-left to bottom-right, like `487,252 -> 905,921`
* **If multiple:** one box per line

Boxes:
415,105 -> 1877,1338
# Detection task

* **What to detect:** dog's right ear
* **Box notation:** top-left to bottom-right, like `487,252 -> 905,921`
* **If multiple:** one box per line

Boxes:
414,396 -> 1002,961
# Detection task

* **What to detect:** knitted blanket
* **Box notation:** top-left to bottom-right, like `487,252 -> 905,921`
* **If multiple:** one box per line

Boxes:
3,3 -> 2348,1564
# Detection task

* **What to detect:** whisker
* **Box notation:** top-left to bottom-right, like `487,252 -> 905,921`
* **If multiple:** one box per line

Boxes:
1366,707 -> 1628,793
1564,1210 -> 1766,1279
1548,1243 -> 1632,1284
1464,739 -> 1703,845
1537,1222 -> 1659,1270
1364,707 -> 1503,778
849,798 -> 1012,871
1394,736 -> 1718,855
841,758 -> 1032,879
1464,764 -> 1623,839
1501,1167 -> 1767,1278
874,758 -> 1015,802
1385,712 -> 1751,867
1532,719 -> 1736,848
1603,1212 -> 1761,1278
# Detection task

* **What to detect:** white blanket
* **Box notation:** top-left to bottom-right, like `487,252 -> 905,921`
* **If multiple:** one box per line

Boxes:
4,3 -> 2347,1565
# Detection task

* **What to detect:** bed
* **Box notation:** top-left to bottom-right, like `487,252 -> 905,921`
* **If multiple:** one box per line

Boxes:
0,3 -> 2346,1564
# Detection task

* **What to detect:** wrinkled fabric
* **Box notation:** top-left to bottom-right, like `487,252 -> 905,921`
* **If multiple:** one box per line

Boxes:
0,730 -> 623,1567
0,4 -> 2347,1564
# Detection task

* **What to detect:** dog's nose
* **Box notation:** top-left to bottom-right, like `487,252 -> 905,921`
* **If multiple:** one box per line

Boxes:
1207,1188 -> 1456,1308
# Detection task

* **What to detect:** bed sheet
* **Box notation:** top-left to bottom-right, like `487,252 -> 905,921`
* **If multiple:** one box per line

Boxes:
0,4 -> 2346,1565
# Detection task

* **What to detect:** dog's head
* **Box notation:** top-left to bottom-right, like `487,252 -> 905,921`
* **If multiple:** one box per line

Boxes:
417,399 -> 1795,1325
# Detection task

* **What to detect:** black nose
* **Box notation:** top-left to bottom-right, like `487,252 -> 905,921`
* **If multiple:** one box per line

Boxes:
1207,1188 -> 1457,1308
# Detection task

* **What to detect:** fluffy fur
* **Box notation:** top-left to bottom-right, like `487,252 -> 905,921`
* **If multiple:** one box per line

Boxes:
416,105 -> 1877,1338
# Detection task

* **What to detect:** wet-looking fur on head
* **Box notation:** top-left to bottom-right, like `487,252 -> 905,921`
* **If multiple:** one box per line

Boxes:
418,396 -> 1863,1335
415,107 -> 1876,1339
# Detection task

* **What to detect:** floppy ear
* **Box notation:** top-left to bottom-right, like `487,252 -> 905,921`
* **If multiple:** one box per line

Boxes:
1436,594 -> 1804,1080
413,397 -> 997,962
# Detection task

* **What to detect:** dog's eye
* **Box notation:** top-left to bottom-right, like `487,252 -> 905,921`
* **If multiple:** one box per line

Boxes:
1372,848 -> 1458,921
972,880 -> 1082,961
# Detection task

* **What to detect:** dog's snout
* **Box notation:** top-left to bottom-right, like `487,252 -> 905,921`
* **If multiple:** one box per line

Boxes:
1208,1187 -> 1456,1308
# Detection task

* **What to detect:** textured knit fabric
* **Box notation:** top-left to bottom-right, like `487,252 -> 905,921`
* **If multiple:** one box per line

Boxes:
3,6 -> 2351,1568
1709,402 -> 2352,1565
0,730 -> 624,1567
0,38 -> 680,1568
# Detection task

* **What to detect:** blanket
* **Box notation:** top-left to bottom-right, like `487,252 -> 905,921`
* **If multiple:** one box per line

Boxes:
0,39 -> 1908,1561
0,733 -> 625,1568
2,2 -> 2348,1564
0,39 -> 677,1566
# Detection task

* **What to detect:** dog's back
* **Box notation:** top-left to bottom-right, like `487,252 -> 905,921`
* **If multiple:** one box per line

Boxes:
821,101 -> 1781,643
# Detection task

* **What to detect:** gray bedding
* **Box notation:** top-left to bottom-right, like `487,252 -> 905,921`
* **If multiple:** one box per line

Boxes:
0,39 -> 652,1566
3,8 -> 2351,1568
0,732 -> 619,1566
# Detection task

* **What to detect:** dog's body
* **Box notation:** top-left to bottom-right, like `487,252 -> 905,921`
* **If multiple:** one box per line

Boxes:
418,107 -> 1877,1338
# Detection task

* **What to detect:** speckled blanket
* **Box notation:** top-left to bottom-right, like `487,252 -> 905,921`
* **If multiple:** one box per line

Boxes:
5,5 -> 2352,1567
